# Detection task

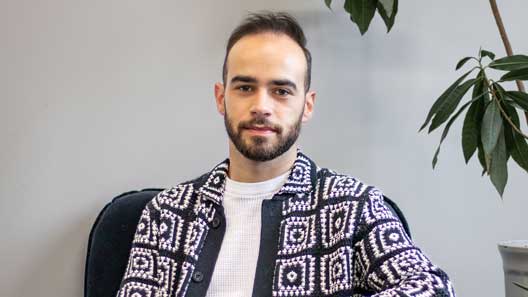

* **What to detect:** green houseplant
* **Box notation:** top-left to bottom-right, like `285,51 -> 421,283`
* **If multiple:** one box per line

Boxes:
325,0 -> 528,197
324,0 -> 528,296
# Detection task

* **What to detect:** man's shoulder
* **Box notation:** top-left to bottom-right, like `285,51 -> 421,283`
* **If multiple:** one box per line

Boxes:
149,172 -> 210,209
166,171 -> 210,192
316,167 -> 382,200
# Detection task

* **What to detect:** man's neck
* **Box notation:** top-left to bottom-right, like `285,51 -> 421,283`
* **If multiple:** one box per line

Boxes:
227,143 -> 298,183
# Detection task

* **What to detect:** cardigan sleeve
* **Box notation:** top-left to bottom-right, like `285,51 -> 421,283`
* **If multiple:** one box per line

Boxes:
115,194 -> 162,297
352,187 -> 456,297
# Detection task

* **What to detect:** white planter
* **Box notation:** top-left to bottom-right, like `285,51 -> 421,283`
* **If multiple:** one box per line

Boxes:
498,240 -> 528,297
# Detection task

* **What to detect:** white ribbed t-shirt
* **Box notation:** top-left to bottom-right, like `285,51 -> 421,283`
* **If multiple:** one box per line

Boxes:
205,170 -> 290,297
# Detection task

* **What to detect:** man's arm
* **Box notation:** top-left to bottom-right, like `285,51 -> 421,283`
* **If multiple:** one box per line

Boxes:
352,187 -> 456,297
115,195 -> 162,297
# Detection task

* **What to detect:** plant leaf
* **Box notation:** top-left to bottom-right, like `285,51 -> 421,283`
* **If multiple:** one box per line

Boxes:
503,98 -> 523,109
419,69 -> 476,132
502,102 -> 519,159
456,57 -> 473,70
500,68 -> 528,81
477,138 -> 488,175
494,82 -> 516,125
377,0 -> 398,32
505,91 -> 528,111
431,93 -> 484,169
481,99 -> 503,158
325,0 -> 332,9
489,55 -> 528,71
501,103 -> 528,174
510,129 -> 528,174
378,0 -> 394,15
513,281 -> 528,291
429,78 -> 478,133
462,78 -> 487,163
489,126 -> 508,197
480,49 -> 496,60
462,101 -> 482,163
502,102 -> 521,128
495,84 -> 516,165
344,0 -> 378,35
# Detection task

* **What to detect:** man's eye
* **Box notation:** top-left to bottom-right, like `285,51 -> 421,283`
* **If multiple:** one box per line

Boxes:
274,88 -> 291,96
238,85 -> 253,92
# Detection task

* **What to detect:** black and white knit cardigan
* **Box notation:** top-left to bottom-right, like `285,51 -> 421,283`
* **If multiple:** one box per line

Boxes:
116,151 -> 456,297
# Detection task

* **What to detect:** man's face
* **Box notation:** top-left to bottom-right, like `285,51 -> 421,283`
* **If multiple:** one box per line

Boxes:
215,33 -> 315,161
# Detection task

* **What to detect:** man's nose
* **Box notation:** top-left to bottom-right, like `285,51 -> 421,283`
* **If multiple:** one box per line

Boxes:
249,89 -> 272,117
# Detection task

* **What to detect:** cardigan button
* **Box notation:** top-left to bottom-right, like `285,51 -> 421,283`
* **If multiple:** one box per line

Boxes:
212,216 -> 221,229
192,270 -> 204,283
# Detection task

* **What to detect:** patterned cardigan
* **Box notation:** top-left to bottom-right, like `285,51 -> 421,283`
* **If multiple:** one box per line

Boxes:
116,151 -> 456,297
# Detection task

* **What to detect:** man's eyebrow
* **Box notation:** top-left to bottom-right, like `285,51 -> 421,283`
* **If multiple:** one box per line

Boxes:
269,79 -> 297,91
230,76 -> 298,92
230,75 -> 257,84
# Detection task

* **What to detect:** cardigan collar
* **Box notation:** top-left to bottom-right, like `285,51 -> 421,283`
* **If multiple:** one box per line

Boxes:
198,149 -> 317,205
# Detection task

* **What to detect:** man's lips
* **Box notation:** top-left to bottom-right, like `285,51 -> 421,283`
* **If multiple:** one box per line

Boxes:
243,126 -> 277,134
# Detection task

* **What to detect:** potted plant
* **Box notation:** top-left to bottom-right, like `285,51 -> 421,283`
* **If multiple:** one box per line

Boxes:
324,0 -> 528,296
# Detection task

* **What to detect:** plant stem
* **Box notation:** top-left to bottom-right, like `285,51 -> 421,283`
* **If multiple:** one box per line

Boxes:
488,0 -> 528,126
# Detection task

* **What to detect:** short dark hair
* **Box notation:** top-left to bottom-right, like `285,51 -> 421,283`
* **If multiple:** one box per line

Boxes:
222,12 -> 312,93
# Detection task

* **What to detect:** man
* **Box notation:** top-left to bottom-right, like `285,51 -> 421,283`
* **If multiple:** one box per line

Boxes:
116,12 -> 455,297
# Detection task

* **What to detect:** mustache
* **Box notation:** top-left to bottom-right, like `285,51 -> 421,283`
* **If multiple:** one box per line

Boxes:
238,117 -> 282,133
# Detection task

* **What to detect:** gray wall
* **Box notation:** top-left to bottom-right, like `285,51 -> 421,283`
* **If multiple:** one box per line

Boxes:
2,0 -> 527,296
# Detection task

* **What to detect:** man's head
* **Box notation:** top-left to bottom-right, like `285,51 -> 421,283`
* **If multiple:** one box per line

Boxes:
215,12 -> 316,162
222,12 -> 312,93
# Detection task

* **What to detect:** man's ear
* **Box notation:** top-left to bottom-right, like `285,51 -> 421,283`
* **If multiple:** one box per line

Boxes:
214,82 -> 225,116
302,90 -> 316,122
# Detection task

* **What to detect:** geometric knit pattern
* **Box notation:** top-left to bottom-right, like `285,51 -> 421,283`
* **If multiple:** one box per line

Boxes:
116,150 -> 456,297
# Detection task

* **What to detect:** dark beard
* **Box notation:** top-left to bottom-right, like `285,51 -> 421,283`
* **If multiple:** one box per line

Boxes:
224,108 -> 303,162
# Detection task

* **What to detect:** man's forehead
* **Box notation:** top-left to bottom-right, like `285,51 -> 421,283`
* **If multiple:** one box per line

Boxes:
225,33 -> 307,82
